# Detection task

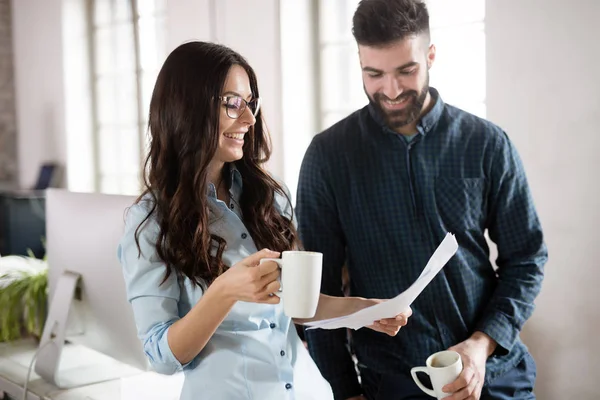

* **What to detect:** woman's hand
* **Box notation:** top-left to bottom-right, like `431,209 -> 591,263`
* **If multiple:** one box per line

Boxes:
213,248 -> 282,304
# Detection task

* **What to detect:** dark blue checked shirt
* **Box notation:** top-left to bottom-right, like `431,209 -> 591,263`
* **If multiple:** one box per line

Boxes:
297,88 -> 547,400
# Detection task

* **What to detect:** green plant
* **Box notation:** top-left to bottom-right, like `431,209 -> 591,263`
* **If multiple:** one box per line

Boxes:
0,253 -> 48,342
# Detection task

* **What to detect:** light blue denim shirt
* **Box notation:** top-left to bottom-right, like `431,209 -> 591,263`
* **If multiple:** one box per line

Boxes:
118,166 -> 333,400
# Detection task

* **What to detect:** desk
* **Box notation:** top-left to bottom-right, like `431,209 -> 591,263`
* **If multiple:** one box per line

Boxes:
0,340 -> 183,400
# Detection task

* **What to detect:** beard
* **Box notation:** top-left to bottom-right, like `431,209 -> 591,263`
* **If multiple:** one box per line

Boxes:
367,75 -> 429,130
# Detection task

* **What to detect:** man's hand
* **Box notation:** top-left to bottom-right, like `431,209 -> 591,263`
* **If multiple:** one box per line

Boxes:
442,332 -> 497,400
351,298 -> 412,336
367,306 -> 412,336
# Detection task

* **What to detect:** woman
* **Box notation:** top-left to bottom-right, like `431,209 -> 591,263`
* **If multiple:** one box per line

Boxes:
118,41 -> 411,400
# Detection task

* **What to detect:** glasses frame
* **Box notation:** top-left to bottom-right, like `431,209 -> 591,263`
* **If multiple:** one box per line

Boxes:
219,95 -> 261,119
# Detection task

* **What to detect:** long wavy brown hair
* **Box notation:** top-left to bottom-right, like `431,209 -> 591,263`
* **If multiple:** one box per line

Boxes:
135,41 -> 298,287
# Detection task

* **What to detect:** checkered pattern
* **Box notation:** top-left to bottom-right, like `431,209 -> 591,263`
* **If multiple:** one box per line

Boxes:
296,88 -> 547,400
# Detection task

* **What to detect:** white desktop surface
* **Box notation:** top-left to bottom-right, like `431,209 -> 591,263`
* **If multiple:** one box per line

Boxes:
0,339 -> 183,400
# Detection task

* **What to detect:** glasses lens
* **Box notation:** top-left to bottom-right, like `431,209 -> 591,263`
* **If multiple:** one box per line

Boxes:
226,97 -> 245,118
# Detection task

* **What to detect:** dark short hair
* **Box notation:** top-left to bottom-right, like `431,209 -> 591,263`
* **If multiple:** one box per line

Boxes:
352,0 -> 430,46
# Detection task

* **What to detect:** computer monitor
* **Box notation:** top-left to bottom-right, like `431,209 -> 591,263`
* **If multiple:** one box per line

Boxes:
35,189 -> 149,389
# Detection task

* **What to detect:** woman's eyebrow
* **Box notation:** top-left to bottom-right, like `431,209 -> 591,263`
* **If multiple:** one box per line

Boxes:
222,90 -> 253,100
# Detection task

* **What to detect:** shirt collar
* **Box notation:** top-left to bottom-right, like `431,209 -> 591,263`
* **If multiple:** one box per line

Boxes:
206,162 -> 243,199
418,87 -> 444,133
367,86 -> 444,137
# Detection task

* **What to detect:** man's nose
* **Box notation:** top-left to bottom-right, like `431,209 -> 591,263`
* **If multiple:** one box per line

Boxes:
382,76 -> 403,100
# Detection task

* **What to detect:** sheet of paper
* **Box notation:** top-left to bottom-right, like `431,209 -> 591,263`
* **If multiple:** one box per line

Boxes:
305,232 -> 458,330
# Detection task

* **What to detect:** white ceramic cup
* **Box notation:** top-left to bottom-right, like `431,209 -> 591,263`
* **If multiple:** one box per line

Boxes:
410,350 -> 463,399
259,251 -> 322,318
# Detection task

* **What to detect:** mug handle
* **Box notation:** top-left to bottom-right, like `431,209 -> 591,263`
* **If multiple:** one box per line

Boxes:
410,366 -> 436,397
259,258 -> 283,297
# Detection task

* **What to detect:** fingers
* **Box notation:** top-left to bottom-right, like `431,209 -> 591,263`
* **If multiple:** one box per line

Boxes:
474,378 -> 484,399
255,276 -> 281,304
243,248 -> 280,268
378,313 -> 409,328
256,294 -> 281,304
444,375 -> 479,400
443,367 -> 476,399
374,312 -> 409,336
261,276 -> 281,294
257,260 -> 281,277
368,311 -> 410,336
259,268 -> 280,286
368,321 -> 401,336
241,256 -> 281,303
252,270 -> 281,301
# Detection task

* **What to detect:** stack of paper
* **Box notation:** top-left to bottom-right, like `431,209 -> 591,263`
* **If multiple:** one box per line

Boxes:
305,232 -> 458,330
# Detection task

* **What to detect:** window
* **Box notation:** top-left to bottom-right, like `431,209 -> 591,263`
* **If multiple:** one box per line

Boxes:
317,0 -> 486,131
89,0 -> 166,195
318,0 -> 366,130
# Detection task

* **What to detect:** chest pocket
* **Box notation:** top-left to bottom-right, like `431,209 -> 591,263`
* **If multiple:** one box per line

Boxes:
434,177 -> 486,232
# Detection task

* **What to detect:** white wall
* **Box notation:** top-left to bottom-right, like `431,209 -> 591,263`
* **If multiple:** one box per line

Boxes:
11,0 -> 66,189
486,1 -> 600,398
165,0 -> 213,50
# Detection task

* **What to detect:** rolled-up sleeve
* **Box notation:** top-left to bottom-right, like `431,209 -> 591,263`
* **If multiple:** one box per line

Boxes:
117,201 -> 190,374
475,133 -> 547,355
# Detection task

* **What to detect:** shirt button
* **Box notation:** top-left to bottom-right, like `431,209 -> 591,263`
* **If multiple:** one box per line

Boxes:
230,204 -> 234,209
280,350 -> 285,356
269,323 -> 276,329
241,233 -> 247,239
285,383 -> 292,390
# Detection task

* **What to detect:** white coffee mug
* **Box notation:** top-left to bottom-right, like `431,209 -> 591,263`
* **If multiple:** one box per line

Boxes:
260,251 -> 322,318
410,350 -> 463,399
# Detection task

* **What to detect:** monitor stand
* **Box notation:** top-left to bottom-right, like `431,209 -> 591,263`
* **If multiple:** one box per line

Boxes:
34,270 -> 142,389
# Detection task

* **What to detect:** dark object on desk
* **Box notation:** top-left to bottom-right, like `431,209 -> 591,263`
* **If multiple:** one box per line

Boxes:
0,191 -> 46,258
0,163 -> 60,258
34,163 -> 61,190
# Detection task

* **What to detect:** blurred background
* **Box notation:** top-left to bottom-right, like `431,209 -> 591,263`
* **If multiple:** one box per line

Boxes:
0,0 -> 598,398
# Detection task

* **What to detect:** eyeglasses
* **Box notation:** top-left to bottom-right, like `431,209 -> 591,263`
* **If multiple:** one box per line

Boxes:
219,95 -> 261,119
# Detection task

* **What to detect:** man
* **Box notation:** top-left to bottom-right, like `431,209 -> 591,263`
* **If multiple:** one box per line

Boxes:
296,0 -> 547,399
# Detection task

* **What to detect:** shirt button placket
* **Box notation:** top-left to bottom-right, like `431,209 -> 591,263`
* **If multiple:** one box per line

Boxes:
271,318 -> 293,394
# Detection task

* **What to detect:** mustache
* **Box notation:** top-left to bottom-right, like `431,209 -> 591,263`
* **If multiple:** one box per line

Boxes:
373,91 -> 418,102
